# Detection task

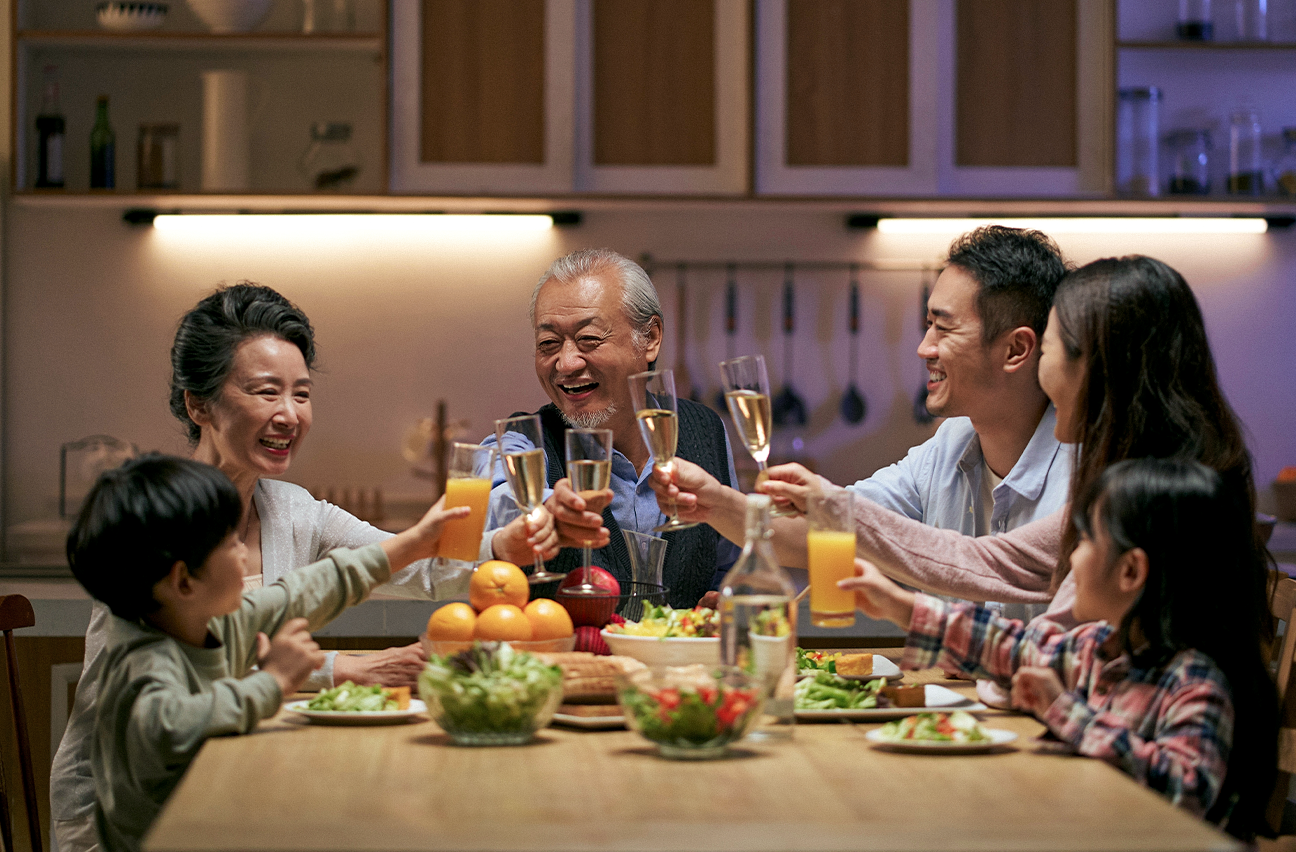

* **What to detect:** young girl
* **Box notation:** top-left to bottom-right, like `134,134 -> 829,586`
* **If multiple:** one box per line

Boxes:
841,457 -> 1278,839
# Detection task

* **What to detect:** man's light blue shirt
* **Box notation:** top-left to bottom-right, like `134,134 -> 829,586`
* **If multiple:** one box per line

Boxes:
848,405 -> 1073,619
479,428 -> 742,586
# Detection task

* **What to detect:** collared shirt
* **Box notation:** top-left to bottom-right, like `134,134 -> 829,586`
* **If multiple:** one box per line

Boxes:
904,595 -> 1233,821
847,405 -> 1073,618
479,429 -> 742,585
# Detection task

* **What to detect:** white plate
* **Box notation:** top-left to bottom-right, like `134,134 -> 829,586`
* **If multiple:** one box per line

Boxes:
865,726 -> 1017,753
795,684 -> 986,721
285,699 -> 427,725
799,655 -> 902,682
551,710 -> 626,730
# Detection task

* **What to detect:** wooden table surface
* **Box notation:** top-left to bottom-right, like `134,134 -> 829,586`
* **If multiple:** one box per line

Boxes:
144,655 -> 1240,852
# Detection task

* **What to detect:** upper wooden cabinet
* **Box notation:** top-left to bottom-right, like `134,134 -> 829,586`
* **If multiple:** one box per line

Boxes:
390,0 -> 748,195
756,0 -> 1111,197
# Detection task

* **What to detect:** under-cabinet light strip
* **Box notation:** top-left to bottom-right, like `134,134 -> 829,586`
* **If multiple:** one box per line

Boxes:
151,213 -> 556,237
874,217 -> 1269,235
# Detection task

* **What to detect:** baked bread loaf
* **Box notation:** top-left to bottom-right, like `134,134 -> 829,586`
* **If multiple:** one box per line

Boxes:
537,652 -> 646,701
834,653 -> 874,676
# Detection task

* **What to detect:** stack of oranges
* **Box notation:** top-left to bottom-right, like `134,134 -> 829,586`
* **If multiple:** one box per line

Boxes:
426,560 -> 574,643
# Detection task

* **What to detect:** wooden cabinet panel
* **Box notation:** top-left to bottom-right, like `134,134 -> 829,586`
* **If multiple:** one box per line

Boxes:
955,0 -> 1077,168
592,0 -> 715,166
786,0 -> 908,167
419,0 -> 546,164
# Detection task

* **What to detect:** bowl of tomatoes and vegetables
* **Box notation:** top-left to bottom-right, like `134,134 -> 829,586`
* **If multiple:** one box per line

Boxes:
616,664 -> 765,759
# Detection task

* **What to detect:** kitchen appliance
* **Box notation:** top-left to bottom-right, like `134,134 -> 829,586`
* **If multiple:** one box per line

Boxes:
200,69 -> 250,191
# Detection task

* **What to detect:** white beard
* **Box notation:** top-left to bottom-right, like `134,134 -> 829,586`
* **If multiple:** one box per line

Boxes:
561,403 -> 616,429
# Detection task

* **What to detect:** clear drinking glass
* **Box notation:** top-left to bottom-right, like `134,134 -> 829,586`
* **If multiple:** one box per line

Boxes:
437,442 -> 495,563
494,414 -> 565,584
628,368 -> 698,533
806,487 -> 856,628
564,428 -> 613,589
720,355 -> 796,518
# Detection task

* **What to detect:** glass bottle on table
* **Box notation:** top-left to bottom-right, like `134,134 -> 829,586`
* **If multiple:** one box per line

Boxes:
720,354 -> 796,517
90,95 -> 116,190
628,368 -> 697,532
563,428 -> 613,590
719,494 -> 797,741
494,413 -> 566,584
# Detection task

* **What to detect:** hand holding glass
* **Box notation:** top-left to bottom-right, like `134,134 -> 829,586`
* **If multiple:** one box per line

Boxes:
437,442 -> 495,562
564,428 -> 613,589
806,487 -> 856,627
494,414 -> 564,584
628,368 -> 697,532
719,354 -> 796,517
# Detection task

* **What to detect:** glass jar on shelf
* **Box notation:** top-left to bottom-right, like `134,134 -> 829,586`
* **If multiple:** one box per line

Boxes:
1117,87 -> 1160,197
1276,128 -> 1296,197
1167,128 -> 1211,195
1227,107 -> 1265,195
1178,0 -> 1214,40
298,122 -> 361,191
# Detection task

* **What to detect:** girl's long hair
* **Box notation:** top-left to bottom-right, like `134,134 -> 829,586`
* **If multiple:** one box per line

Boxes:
1073,459 -> 1276,838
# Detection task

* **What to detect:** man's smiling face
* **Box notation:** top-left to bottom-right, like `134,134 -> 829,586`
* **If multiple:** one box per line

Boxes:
533,271 -> 661,432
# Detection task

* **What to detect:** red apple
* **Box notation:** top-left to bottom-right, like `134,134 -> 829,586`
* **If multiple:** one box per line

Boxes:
558,565 -> 621,596
557,566 -> 621,627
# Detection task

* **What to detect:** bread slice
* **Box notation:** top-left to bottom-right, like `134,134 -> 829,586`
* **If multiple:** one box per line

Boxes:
881,685 -> 925,707
834,653 -> 874,676
537,652 -> 646,700
384,686 -> 411,710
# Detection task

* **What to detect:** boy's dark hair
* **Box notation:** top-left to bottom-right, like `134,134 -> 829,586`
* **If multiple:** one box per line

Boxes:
1074,458 -> 1277,839
67,454 -> 242,621
169,283 -> 316,444
944,225 -> 1068,342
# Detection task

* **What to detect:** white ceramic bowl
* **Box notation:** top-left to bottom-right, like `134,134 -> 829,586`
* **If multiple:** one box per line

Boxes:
601,630 -> 720,667
96,2 -> 168,31
185,0 -> 272,33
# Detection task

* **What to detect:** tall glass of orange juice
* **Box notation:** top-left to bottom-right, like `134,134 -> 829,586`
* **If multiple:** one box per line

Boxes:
807,488 -> 856,627
438,443 -> 495,562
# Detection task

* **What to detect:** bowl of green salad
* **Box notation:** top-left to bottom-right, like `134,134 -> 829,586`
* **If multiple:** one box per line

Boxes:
418,641 -> 564,746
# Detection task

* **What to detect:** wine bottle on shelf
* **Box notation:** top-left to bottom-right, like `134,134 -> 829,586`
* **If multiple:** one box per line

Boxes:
90,95 -> 116,190
35,66 -> 65,189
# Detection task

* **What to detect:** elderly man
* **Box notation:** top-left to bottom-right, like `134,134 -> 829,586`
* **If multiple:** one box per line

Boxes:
650,226 -> 1072,622
482,248 -> 739,608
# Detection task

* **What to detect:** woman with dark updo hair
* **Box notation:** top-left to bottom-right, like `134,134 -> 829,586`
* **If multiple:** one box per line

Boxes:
50,283 -> 470,852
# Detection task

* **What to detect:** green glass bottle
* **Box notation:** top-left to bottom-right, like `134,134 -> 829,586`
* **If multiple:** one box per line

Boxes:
90,95 -> 115,189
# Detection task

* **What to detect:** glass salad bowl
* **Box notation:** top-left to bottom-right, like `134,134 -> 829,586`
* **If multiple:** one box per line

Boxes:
616,665 -> 765,759
418,641 -> 564,745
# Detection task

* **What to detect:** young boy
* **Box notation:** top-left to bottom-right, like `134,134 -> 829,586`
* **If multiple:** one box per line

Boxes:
67,455 -> 468,852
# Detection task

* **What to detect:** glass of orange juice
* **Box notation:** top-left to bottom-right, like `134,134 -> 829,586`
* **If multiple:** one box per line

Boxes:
807,488 -> 856,627
438,442 -> 495,562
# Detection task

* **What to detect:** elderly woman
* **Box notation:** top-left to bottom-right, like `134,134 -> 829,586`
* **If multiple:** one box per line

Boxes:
51,283 -> 473,852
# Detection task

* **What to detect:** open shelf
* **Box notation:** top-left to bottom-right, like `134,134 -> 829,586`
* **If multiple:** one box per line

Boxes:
16,30 -> 384,52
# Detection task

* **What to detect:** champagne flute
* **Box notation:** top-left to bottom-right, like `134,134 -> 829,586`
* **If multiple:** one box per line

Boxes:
437,442 -> 495,562
564,428 -> 613,591
628,368 -> 698,532
719,354 -> 797,517
494,414 -> 565,584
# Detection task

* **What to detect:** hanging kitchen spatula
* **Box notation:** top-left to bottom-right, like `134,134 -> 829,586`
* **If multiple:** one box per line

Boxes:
714,263 -> 738,410
771,263 -> 808,427
840,263 -> 867,425
913,273 -> 936,425
673,263 -> 701,402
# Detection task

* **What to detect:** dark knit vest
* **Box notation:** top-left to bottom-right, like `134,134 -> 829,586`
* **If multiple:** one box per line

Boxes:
520,400 -> 733,608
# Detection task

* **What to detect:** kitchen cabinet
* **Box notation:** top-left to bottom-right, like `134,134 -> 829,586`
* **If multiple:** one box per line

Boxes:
11,1 -> 389,195
390,0 -> 748,195
754,0 -> 1111,197
1116,0 -> 1296,199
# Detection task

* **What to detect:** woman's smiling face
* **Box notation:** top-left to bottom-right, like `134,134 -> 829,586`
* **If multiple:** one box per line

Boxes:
1038,308 -> 1086,443
190,334 -> 313,482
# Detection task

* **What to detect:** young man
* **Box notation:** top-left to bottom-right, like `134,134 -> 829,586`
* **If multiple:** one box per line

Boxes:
67,455 -> 465,852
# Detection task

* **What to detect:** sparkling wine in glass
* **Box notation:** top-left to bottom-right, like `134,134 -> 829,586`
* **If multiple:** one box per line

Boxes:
564,428 -> 613,590
720,354 -> 797,517
494,414 -> 565,584
629,368 -> 698,533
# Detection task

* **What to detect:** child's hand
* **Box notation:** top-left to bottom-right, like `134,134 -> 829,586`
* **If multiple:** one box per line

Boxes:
257,618 -> 325,697
1011,666 -> 1065,718
381,497 -> 471,569
837,558 -> 915,629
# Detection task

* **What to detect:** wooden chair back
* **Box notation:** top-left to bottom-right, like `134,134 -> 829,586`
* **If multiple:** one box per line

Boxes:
0,594 -> 42,852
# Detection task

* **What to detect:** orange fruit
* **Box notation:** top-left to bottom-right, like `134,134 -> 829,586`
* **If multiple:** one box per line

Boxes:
524,598 -> 574,640
474,604 -> 533,641
469,560 -> 529,612
426,602 -> 477,641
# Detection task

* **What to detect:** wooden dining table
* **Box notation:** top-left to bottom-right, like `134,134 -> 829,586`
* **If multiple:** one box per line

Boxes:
143,652 -> 1240,852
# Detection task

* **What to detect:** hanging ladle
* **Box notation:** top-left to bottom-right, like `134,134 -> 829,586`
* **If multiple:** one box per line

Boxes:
714,264 -> 738,411
771,263 -> 808,427
913,274 -> 936,425
840,264 -> 867,425
673,263 -> 702,402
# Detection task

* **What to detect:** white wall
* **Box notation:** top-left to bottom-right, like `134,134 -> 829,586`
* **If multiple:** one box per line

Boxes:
3,204 -> 1296,548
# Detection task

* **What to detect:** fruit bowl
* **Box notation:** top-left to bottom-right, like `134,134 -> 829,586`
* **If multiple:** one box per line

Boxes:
420,633 -> 575,659
617,665 -> 765,759
556,581 -> 668,628
418,641 -> 565,745
185,0 -> 271,33
601,630 -> 719,668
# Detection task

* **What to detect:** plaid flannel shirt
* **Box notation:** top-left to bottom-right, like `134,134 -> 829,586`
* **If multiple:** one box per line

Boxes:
903,594 -> 1234,819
